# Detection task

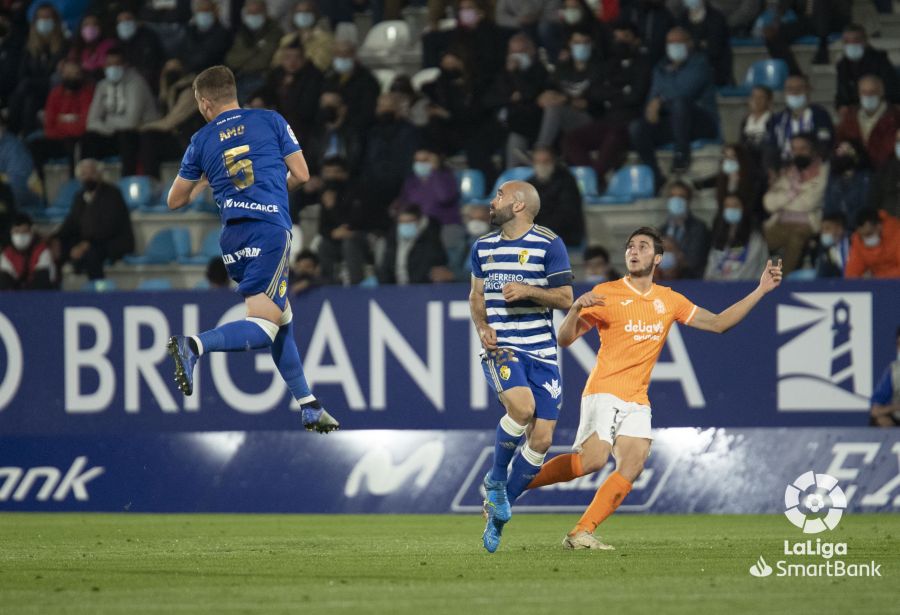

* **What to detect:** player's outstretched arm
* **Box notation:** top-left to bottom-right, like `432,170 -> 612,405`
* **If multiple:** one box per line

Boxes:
501,282 -> 573,310
469,275 -> 498,351
689,259 -> 783,334
285,151 -> 310,191
167,176 -> 203,210
558,291 -> 605,347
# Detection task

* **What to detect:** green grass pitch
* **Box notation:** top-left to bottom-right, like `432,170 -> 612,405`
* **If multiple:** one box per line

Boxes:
1,513 -> 897,614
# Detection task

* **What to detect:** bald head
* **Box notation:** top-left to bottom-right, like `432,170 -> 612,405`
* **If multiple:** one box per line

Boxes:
504,181 -> 540,218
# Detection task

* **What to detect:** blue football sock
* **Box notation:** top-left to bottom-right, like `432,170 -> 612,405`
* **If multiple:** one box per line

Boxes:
270,319 -> 317,406
196,319 -> 274,354
490,415 -> 526,482
506,445 -> 546,502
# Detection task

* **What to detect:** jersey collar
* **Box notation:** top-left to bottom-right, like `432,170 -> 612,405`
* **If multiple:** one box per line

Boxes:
622,276 -> 654,297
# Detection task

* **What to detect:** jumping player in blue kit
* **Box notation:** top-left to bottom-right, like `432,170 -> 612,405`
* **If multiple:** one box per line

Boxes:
165,65 -> 338,433
469,180 -> 574,552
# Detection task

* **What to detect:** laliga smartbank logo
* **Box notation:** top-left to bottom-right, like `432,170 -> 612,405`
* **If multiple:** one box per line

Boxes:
749,471 -> 882,578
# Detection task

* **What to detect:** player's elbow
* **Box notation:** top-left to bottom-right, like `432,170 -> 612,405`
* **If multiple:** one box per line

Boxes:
166,192 -> 183,210
294,167 -> 310,183
557,331 -> 575,348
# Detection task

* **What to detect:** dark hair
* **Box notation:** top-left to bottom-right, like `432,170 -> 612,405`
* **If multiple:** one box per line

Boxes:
193,65 -> 237,104
668,179 -> 693,200
295,249 -> 319,265
856,208 -> 881,227
844,23 -> 867,37
11,212 -> 33,227
583,245 -> 610,262
626,227 -> 664,255
105,45 -> 125,60
206,256 -> 229,286
569,25 -> 594,40
751,85 -> 773,100
397,202 -> 422,217
284,39 -> 305,53
322,156 -> 349,171
611,20 -> 640,37
822,211 -> 847,227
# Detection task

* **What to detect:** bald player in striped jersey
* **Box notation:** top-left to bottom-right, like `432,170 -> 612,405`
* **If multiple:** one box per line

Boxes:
523,227 -> 783,550
469,180 -> 574,553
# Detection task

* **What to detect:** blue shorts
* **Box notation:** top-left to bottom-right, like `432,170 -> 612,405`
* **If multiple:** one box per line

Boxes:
481,348 -> 562,421
219,219 -> 291,310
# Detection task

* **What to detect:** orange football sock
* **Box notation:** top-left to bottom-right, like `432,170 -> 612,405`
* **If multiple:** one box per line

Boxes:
570,471 -> 633,535
526,453 -> 584,490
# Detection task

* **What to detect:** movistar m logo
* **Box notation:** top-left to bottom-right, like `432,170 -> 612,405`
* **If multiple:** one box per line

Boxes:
344,440 -> 445,497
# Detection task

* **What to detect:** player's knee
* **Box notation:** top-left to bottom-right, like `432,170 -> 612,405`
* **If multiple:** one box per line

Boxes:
580,451 -> 608,474
505,402 -> 535,424
528,432 -> 552,454
617,456 -> 646,483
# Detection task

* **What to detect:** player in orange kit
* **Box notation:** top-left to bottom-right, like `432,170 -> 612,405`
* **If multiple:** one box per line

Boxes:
522,227 -> 783,549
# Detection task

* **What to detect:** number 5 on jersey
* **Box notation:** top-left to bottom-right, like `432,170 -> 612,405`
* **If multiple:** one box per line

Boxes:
223,145 -> 254,189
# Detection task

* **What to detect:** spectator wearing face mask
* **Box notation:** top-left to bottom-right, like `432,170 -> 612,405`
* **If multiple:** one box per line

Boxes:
763,134 -> 828,274
378,203 -> 450,285
176,0 -> 231,74
835,24 -> 900,112
582,245 -> 621,284
765,75 -> 834,172
0,213 -> 56,290
554,0 -> 611,63
68,14 -> 116,83
114,10 -> 163,94
562,20 -> 652,189
314,156 -> 369,285
673,0 -> 733,86
762,0 -> 850,73
704,194 -> 769,280
869,326 -> 900,427
324,40 -> 381,130
619,0 -> 676,67
483,32 -> 553,168
836,75 -> 900,172
527,146 -> 584,247
824,140 -> 873,231
279,1 -> 334,73
629,26 -> 719,186
82,47 -> 159,177
454,203 -> 492,279
7,4 -> 67,137
55,158 -> 134,280
715,143 -> 763,220
495,0 -> 561,56
255,41 -> 324,139
814,212 -> 850,277
660,180 -> 710,277
872,128 -> 900,219
845,208 -> 900,278
225,0 -> 283,103
399,147 -> 461,237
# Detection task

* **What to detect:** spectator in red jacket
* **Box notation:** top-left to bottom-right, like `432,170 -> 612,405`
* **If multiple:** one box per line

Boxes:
28,59 -> 94,180
0,213 -> 56,290
846,208 -> 900,278
836,75 -> 900,172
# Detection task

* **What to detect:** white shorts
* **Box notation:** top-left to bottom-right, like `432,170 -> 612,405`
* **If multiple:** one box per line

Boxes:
572,393 -> 653,450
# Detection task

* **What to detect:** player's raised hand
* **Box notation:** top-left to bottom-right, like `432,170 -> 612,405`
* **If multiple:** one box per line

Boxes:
478,325 -> 498,351
759,258 -> 783,293
573,292 -> 606,311
502,282 -> 533,303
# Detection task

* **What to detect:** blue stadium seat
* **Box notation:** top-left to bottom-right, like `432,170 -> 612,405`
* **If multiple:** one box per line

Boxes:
118,176 -> 157,210
720,59 -> 789,97
456,168 -> 486,203
124,227 -> 192,264
589,165 -> 655,205
39,178 -> 82,219
81,279 -> 118,292
570,166 -> 601,199
136,277 -> 174,290
475,167 -> 533,204
657,137 -> 722,153
178,228 -> 222,264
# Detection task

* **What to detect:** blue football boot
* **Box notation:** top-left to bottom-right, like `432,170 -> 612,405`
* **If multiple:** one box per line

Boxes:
167,335 -> 198,396
482,473 -> 511,553
301,406 -> 340,434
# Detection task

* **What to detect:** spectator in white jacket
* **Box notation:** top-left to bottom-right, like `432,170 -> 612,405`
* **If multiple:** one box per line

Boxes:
81,47 -> 159,176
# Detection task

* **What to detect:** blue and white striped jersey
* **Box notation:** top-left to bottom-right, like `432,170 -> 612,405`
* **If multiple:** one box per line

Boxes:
471,225 -> 573,364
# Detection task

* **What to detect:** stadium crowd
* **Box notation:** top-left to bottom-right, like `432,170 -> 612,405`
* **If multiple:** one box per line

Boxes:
0,0 -> 899,291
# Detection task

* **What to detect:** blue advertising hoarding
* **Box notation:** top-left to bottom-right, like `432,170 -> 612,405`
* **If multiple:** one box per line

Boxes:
0,280 -> 897,434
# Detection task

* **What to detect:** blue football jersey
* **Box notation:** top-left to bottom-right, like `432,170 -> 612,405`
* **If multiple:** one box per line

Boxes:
470,225 -> 573,364
178,108 -> 301,231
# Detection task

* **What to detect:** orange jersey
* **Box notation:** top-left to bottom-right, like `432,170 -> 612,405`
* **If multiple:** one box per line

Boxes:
579,278 -> 697,406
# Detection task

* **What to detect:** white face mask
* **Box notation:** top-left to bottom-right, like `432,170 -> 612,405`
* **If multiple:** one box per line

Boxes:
116,20 -> 137,40
785,94 -> 807,110
844,43 -> 864,61
820,232 -> 835,248
666,42 -> 688,63
294,11 -> 315,29
509,52 -> 531,71
721,159 -> 739,175
194,11 -> 215,31
860,95 -> 881,113
862,234 -> 881,248
332,56 -> 354,74
243,12 -> 265,31
562,7 -> 582,24
11,232 -> 32,251
105,65 -> 124,83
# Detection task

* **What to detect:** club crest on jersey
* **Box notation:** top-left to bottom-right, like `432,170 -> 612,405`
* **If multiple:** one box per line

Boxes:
499,366 -> 511,380
487,254 -> 495,264
278,280 -> 287,298
653,298 -> 666,314
518,250 -> 529,265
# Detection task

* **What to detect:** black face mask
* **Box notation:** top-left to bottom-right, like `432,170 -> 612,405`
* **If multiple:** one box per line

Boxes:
164,69 -> 184,85
63,78 -> 82,90
442,68 -> 463,80
793,155 -> 813,170
831,154 -> 857,175
613,41 -> 634,58
82,179 -> 98,192
319,106 -> 339,123
323,179 -> 346,191
375,111 -> 395,124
